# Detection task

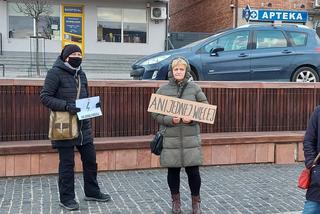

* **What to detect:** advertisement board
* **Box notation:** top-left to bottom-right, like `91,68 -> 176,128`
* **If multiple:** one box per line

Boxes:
62,5 -> 84,53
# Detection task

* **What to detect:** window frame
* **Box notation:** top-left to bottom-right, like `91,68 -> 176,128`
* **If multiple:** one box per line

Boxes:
286,31 -> 308,47
96,7 -> 148,44
200,30 -> 251,54
253,30 -> 291,50
7,2 -> 61,40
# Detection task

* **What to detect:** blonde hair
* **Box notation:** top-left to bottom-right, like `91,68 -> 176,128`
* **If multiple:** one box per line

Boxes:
171,58 -> 188,70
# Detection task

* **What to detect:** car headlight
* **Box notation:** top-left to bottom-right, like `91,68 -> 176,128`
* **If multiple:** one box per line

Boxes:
141,55 -> 171,66
151,70 -> 158,79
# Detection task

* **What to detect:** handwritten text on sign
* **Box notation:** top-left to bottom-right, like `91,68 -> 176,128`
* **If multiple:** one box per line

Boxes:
147,94 -> 217,124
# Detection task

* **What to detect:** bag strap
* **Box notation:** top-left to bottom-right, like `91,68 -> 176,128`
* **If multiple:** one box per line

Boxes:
178,83 -> 188,98
312,153 -> 320,167
159,127 -> 167,134
76,75 -> 81,99
69,113 -> 73,136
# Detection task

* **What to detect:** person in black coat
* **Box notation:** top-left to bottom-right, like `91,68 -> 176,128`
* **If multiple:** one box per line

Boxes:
40,44 -> 110,211
303,106 -> 320,213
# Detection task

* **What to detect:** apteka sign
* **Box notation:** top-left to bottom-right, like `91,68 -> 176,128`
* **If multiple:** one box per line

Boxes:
243,5 -> 308,23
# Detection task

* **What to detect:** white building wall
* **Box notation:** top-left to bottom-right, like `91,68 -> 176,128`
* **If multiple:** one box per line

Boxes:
0,0 -> 167,55
0,1 -> 8,50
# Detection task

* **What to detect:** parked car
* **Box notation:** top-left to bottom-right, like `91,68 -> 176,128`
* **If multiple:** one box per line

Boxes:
131,24 -> 320,82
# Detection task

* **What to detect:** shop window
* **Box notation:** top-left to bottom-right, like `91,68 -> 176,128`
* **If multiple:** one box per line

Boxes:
38,6 -> 60,40
287,31 -> 307,46
8,3 -> 33,39
123,9 -> 147,43
8,3 -> 60,39
97,7 -> 147,43
97,8 -> 122,43
256,30 -> 288,49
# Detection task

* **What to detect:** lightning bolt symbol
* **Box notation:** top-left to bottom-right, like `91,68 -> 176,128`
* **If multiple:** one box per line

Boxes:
86,101 -> 90,111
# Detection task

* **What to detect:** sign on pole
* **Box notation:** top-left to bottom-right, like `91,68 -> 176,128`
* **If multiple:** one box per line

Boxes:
147,94 -> 217,124
61,5 -> 85,53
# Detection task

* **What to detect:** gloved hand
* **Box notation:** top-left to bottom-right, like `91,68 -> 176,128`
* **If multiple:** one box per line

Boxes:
96,102 -> 101,108
65,101 -> 81,115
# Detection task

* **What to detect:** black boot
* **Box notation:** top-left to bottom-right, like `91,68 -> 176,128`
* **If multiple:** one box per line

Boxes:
192,195 -> 201,214
84,192 -> 111,202
171,193 -> 181,214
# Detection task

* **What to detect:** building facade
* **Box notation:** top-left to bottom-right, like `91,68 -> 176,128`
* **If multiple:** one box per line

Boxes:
0,0 -> 169,55
170,0 -> 320,34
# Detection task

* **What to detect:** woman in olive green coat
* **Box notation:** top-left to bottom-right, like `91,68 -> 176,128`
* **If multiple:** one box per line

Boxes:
152,57 -> 208,214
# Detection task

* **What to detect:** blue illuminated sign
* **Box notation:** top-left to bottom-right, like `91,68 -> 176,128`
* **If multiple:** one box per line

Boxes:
242,5 -> 308,23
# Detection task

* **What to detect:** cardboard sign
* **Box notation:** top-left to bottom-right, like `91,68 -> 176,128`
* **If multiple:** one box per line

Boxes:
147,94 -> 217,124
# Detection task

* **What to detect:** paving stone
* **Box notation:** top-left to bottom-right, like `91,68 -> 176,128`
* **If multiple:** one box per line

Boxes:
0,164 -> 306,213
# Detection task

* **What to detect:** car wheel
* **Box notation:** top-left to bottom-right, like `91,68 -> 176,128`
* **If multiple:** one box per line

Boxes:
292,67 -> 319,82
189,70 -> 198,81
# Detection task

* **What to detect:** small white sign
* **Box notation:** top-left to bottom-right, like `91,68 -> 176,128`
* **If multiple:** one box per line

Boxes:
51,24 -> 58,30
76,96 -> 102,120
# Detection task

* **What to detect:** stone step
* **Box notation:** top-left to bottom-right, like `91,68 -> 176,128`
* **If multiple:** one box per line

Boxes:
0,52 -> 141,78
0,59 -> 136,65
0,63 -> 135,69
1,64 -> 132,69
2,67 -> 131,73
0,54 -> 141,61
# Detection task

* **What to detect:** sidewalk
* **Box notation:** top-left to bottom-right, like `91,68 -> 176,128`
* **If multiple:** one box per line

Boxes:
0,163 -> 305,214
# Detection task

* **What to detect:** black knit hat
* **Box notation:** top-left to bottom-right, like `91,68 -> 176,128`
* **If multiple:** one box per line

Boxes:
60,44 -> 82,61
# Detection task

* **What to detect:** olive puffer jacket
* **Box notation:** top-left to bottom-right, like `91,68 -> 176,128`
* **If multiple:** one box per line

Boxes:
152,62 -> 208,167
40,57 -> 93,148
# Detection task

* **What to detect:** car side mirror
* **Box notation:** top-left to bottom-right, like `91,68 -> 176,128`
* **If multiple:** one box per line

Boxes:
210,47 -> 224,56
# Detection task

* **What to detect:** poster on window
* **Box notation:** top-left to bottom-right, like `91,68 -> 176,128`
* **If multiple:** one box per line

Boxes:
62,5 -> 84,53
64,17 -> 82,36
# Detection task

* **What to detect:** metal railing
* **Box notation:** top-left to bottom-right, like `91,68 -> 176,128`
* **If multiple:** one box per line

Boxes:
0,33 -> 2,55
168,32 -> 212,49
0,64 -> 4,77
0,33 -> 3,76
28,36 -> 48,76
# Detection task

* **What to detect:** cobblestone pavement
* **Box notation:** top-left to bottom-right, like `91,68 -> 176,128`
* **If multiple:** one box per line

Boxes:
0,163 -> 306,214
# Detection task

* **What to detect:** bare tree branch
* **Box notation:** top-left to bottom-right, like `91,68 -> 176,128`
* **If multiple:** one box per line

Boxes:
16,0 -> 52,21
15,0 -> 53,76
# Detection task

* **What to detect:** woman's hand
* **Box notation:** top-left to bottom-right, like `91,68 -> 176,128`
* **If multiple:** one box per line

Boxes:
182,116 -> 192,124
172,117 -> 181,124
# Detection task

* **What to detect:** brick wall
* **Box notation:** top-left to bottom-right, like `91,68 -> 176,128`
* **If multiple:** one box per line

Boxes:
170,0 -> 314,33
238,0 -> 313,10
169,0 -> 233,33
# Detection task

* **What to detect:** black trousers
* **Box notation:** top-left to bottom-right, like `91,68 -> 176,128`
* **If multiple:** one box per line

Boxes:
57,143 -> 100,203
167,166 -> 201,196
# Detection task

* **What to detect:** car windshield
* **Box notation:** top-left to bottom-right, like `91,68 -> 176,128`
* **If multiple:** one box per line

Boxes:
182,38 -> 207,48
181,32 -> 223,48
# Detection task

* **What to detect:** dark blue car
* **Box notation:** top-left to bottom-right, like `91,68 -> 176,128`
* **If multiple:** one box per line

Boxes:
131,24 -> 320,82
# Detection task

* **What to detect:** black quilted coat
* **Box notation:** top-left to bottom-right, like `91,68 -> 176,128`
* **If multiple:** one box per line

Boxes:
40,57 -> 93,148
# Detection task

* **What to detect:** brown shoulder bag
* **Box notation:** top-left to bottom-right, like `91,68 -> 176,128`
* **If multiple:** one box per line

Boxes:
48,76 -> 81,140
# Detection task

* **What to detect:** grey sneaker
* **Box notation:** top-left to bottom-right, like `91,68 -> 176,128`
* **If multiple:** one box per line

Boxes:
84,192 -> 111,202
59,200 -> 79,211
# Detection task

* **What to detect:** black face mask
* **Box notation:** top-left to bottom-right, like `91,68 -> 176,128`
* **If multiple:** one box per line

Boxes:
68,57 -> 82,68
